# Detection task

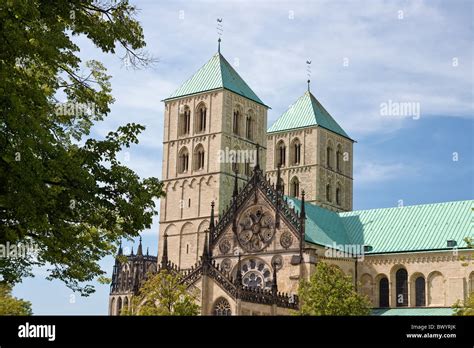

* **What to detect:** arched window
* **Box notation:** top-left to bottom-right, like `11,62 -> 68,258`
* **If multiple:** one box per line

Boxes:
233,109 -> 241,135
326,145 -> 333,169
379,277 -> 389,307
276,141 -> 286,167
428,271 -> 445,306
396,268 -> 408,307
336,144 -> 343,172
246,111 -> 253,140
291,138 -> 301,165
336,183 -> 342,205
178,147 -> 189,173
214,297 -> 232,316
123,297 -> 129,312
110,297 -> 116,315
179,106 -> 191,136
117,297 -> 123,315
193,144 -> 205,171
415,276 -> 426,307
290,176 -> 300,197
326,184 -> 332,202
469,272 -> 474,295
196,104 -> 206,133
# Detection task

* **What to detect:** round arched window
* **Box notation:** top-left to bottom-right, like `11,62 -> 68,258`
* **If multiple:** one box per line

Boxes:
214,297 -> 231,316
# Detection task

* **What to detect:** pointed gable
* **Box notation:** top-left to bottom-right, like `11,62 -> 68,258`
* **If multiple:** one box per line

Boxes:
209,169 -> 302,248
164,53 -> 267,107
267,91 -> 350,139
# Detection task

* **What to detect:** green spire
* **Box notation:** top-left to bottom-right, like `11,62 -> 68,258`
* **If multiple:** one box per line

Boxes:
164,53 -> 267,107
267,90 -> 351,139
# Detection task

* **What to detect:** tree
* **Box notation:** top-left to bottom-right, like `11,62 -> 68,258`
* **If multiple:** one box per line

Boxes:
459,237 -> 474,267
297,262 -> 371,315
123,271 -> 200,316
0,0 -> 163,295
452,292 -> 474,316
0,283 -> 32,315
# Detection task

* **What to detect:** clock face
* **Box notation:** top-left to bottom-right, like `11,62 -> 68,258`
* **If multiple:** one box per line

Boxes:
238,207 -> 275,252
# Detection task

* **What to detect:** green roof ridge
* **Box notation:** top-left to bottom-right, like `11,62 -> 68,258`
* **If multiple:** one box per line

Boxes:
286,197 -> 473,254
164,53 -> 266,106
267,90 -> 350,139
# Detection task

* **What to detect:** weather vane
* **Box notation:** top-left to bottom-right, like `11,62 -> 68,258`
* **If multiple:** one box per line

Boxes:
306,59 -> 312,91
217,18 -> 223,53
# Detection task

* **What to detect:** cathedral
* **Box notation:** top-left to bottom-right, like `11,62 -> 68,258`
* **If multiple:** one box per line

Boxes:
109,44 -> 473,316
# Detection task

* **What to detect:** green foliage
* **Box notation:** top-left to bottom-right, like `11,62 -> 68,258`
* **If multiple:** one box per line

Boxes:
0,0 -> 163,295
0,283 -> 32,315
452,292 -> 474,316
123,271 -> 200,316
459,237 -> 473,267
297,262 -> 371,316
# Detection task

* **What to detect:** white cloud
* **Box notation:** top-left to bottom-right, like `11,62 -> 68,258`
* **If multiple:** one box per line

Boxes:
355,161 -> 418,185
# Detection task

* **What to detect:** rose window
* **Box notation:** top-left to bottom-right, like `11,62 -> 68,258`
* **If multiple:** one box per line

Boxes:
239,258 -> 272,290
238,207 -> 275,252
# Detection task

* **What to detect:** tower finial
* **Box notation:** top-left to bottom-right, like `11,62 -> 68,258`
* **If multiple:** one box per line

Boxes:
255,143 -> 260,171
276,163 -> 282,193
233,168 -> 239,198
137,236 -> 143,256
235,252 -> 242,286
217,18 -> 223,53
117,240 -> 123,256
202,229 -> 211,261
209,201 -> 215,231
161,232 -> 168,268
306,59 -> 312,92
271,264 -> 278,296
301,190 -> 306,219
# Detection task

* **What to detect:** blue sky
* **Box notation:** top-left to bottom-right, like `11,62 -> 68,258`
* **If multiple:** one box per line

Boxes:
13,0 -> 473,314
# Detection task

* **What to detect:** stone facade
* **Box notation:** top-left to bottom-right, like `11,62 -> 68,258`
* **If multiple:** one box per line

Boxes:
158,89 -> 268,270
108,52 -> 472,316
266,126 -> 353,212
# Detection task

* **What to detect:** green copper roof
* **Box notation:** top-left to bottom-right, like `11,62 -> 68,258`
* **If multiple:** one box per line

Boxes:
267,91 -> 350,139
290,198 -> 351,247
164,53 -> 267,106
371,307 -> 455,316
339,200 -> 473,254
288,198 -> 473,254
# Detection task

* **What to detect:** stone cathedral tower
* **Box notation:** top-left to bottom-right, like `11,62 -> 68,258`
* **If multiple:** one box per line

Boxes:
266,85 -> 354,212
158,47 -> 269,270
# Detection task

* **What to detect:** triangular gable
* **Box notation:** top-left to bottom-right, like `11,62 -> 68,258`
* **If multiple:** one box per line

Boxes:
210,169 -> 302,247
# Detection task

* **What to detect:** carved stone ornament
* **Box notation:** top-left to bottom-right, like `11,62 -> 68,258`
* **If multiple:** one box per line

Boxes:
221,258 -> 232,273
237,207 -> 275,252
271,255 -> 283,270
219,238 -> 232,254
280,232 -> 293,249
